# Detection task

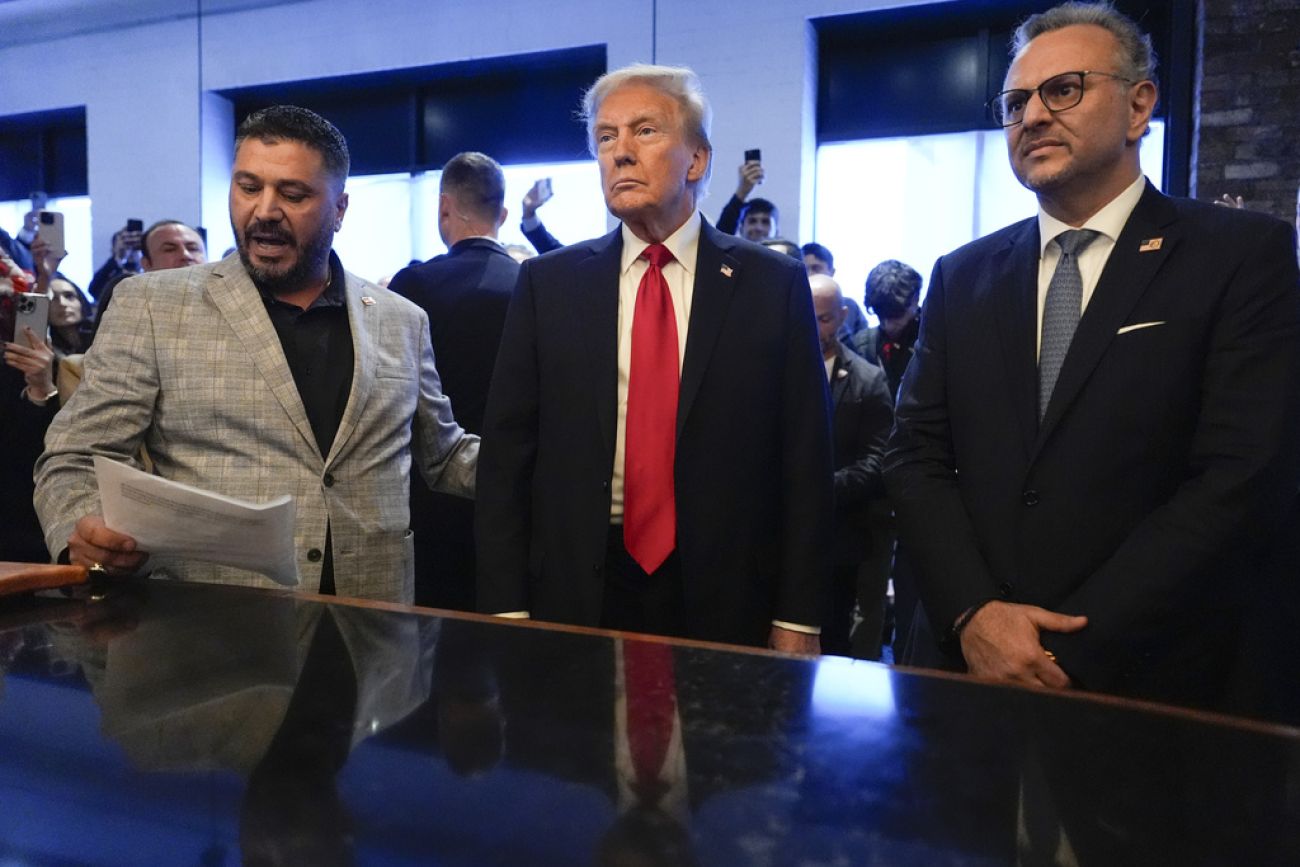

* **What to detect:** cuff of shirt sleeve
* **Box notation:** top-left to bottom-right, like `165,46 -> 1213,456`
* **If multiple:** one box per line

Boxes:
520,216 -> 542,232
772,620 -> 820,635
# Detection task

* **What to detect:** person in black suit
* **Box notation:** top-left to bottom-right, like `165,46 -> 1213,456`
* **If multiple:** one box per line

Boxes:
389,152 -> 519,610
884,2 -> 1300,710
477,64 -> 834,653
808,274 -> 893,657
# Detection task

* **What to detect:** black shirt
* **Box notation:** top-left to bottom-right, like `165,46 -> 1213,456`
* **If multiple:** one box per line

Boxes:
259,252 -> 354,459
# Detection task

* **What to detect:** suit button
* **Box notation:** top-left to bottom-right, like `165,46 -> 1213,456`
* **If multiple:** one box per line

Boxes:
323,472 -> 335,487
601,480 -> 610,490
307,548 -> 323,562
1022,490 -> 1040,506
999,582 -> 1014,597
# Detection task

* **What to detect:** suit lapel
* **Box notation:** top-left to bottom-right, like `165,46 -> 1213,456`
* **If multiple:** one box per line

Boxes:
1034,183 -> 1178,450
678,221 -> 740,438
829,347 -> 849,406
991,219 -> 1042,458
206,258 -> 319,458
326,271 -> 377,466
577,229 -> 623,459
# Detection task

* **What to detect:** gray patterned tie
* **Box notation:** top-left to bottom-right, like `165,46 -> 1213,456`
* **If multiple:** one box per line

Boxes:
1039,229 -> 1099,422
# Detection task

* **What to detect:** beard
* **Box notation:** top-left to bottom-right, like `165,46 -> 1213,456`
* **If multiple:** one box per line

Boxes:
234,217 -> 335,297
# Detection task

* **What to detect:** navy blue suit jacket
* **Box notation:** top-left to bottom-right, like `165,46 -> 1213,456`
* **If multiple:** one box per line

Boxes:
389,237 -> 518,434
884,182 -> 1300,706
476,217 -> 834,646
389,237 -> 518,609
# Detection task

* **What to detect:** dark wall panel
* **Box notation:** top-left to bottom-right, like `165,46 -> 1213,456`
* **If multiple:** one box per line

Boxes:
0,108 -> 87,201
227,46 -> 605,176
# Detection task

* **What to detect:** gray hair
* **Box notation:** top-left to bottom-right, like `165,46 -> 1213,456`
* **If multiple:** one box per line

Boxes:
1012,2 -> 1157,82
580,64 -> 713,192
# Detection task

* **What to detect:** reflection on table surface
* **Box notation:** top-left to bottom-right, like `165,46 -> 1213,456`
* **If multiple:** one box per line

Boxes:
0,578 -> 1297,866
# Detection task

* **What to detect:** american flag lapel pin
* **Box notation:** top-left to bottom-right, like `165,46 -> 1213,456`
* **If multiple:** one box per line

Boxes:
720,264 -> 733,278
361,295 -> 376,306
1138,237 -> 1163,252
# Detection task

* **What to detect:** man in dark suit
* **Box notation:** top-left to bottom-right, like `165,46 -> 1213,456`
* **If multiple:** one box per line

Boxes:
809,275 -> 893,658
884,3 -> 1300,709
389,151 -> 518,609
477,64 -> 834,653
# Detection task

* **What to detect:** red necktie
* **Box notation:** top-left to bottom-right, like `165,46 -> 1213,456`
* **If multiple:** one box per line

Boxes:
624,640 -> 676,803
623,243 -> 679,574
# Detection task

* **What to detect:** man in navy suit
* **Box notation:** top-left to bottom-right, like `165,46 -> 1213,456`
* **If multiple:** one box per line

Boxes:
885,3 -> 1300,709
390,152 -> 518,609
476,64 -> 833,652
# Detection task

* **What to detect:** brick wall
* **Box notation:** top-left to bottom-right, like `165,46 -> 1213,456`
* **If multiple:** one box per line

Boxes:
1194,0 -> 1300,222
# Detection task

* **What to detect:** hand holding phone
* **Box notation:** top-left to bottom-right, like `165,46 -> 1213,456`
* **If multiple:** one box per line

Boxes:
737,150 -> 765,198
37,210 -> 66,259
2,291 -> 50,345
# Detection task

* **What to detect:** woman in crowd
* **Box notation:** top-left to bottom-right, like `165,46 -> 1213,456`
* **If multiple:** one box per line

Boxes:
0,240 -> 91,562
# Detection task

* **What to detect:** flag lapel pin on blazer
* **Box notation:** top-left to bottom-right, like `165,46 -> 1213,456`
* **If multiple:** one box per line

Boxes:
361,295 -> 376,306
1139,238 -> 1163,252
720,264 -> 733,278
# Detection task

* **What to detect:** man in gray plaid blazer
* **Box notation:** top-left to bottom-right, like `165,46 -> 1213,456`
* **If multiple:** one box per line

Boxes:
34,106 -> 477,602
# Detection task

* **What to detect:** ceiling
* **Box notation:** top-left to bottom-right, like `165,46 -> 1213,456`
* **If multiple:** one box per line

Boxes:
0,0 -> 306,44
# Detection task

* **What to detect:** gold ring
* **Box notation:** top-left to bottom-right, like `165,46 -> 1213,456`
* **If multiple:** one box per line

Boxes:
1043,650 -> 1058,663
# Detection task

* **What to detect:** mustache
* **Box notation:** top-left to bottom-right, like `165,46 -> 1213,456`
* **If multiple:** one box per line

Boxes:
244,220 -> 295,245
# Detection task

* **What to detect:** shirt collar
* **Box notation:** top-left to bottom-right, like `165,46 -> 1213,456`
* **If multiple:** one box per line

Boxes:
1037,174 -> 1146,255
457,235 -> 505,250
619,212 -> 701,278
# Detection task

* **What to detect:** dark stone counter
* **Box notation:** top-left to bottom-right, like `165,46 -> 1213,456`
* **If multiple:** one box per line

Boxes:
0,578 -> 1295,865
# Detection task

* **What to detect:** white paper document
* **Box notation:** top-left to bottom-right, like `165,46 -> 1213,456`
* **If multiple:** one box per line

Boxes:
94,456 -> 299,586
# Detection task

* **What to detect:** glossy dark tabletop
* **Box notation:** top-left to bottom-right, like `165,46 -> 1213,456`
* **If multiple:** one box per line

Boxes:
1,579 -> 1297,866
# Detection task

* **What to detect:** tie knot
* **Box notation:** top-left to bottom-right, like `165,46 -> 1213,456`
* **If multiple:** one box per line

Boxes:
641,243 -> 674,269
1055,229 -> 1099,257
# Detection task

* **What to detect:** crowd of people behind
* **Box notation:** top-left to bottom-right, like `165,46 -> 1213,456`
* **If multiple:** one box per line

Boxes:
2,0 -> 1298,727
0,151 -> 919,660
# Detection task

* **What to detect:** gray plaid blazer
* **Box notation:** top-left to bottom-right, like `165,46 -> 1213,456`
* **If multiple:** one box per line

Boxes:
34,253 -> 478,602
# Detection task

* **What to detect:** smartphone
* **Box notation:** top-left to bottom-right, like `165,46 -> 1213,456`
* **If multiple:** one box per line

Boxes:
1,292 -> 49,345
744,148 -> 762,163
37,210 -> 66,258
126,218 -> 144,233
538,177 -> 553,200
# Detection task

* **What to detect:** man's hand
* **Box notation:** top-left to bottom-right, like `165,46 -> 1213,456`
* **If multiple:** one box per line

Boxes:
769,625 -> 820,656
521,180 -> 553,220
735,160 -> 765,200
67,515 -> 147,575
1213,193 -> 1245,209
959,601 -> 1086,688
3,327 -> 55,399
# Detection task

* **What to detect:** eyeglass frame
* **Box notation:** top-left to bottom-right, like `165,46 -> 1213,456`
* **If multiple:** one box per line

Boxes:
987,70 -> 1137,128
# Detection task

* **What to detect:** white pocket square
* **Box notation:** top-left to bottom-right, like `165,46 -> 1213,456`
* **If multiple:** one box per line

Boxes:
1116,321 -> 1166,335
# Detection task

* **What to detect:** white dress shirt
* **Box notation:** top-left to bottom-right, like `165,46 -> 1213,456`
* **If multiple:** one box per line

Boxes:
1034,174 -> 1147,358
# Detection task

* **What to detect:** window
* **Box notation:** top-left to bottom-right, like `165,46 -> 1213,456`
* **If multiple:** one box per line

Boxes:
0,196 -> 95,294
812,121 -> 1165,310
333,160 -> 605,284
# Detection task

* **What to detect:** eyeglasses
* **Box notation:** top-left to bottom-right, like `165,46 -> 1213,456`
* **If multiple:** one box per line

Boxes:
987,71 -> 1135,127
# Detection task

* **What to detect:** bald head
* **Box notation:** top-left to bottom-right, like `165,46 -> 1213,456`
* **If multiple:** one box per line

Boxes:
809,273 -> 846,359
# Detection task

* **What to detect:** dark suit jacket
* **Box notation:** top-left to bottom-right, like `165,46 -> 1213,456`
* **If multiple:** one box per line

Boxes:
389,237 -> 518,609
388,237 -> 518,434
829,343 -> 893,566
476,216 -> 835,646
884,182 -> 1300,707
